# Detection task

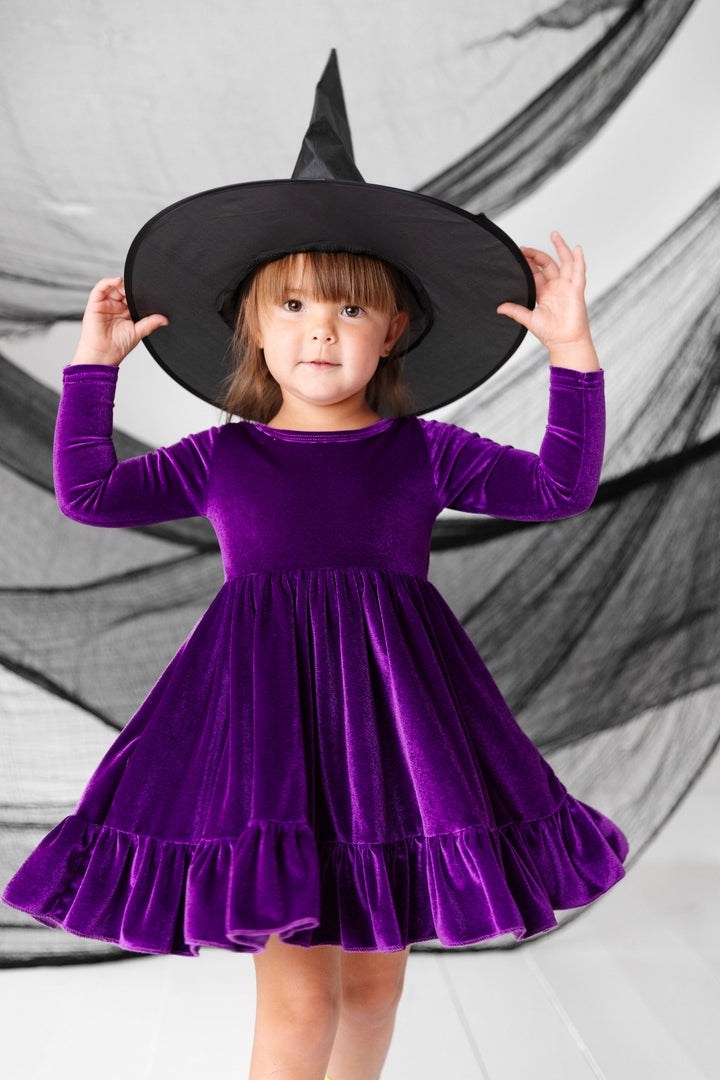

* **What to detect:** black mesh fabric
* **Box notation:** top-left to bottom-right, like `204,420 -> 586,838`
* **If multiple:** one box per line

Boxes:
1,0 -> 713,964
420,0 -> 698,214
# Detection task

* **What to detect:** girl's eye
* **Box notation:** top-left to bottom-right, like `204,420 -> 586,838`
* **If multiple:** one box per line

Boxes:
283,299 -> 304,312
342,305 -> 364,318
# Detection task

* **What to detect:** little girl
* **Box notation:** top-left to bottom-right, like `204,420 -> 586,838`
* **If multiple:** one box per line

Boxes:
2,49 -> 628,1080
3,237 -> 627,1080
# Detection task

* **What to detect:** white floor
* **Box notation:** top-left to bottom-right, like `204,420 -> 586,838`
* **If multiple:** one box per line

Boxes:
2,748 -> 719,1080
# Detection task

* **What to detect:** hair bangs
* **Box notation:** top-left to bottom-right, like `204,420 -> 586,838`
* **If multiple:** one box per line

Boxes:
252,250 -> 404,315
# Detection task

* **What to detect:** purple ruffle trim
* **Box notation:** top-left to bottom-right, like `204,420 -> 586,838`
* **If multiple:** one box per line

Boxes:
2,793 -> 627,955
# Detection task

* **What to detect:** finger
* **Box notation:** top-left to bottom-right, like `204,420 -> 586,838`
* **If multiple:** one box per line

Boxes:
497,302 -> 532,330
521,246 -> 559,280
91,277 -> 123,291
89,278 -> 125,302
551,232 -> 574,279
572,244 -> 587,288
135,314 -> 169,339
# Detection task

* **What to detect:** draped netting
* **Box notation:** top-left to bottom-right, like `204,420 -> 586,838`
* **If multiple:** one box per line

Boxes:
1,0 -> 714,964
419,0 -> 698,214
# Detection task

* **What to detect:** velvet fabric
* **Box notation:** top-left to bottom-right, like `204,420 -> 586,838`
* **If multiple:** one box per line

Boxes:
2,361 -> 628,955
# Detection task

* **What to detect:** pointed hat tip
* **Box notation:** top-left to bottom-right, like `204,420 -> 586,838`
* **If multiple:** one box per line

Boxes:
317,47 -> 342,106
324,47 -> 338,70
291,46 -> 364,182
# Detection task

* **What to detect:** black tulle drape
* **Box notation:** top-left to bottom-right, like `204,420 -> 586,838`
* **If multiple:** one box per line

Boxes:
420,0 -> 697,214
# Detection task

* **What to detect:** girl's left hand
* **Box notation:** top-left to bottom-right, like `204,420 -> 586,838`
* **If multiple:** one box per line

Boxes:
497,232 -> 592,351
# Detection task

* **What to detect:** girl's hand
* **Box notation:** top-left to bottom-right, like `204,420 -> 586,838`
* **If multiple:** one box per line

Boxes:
70,277 -> 169,366
497,232 -> 592,352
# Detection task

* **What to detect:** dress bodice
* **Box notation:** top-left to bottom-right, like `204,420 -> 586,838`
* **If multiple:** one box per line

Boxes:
54,362 -> 606,584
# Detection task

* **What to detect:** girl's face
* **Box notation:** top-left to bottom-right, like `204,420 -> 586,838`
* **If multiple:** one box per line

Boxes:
255,268 -> 409,417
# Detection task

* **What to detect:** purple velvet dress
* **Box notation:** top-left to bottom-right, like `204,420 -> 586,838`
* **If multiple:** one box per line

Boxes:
2,361 -> 628,955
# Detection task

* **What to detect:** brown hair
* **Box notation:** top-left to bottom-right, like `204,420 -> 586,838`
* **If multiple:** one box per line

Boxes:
214,250 -> 418,423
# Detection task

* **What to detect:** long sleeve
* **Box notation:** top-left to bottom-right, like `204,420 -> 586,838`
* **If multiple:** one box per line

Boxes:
418,366 -> 605,520
54,363 -> 222,527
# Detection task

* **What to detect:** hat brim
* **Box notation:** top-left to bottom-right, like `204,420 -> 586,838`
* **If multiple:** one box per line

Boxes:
124,179 -> 534,415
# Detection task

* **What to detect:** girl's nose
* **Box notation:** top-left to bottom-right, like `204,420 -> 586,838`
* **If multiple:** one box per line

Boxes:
309,308 -> 337,344
311,327 -> 336,343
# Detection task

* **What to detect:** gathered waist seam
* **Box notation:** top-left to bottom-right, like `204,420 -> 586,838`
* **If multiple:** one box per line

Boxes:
223,565 -> 429,583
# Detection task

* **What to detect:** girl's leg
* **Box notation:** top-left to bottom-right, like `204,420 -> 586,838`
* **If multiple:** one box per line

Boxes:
250,932 -> 343,1080
326,943 -> 412,1080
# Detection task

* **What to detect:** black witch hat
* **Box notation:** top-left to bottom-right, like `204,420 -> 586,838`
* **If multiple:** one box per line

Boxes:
124,50 -> 534,416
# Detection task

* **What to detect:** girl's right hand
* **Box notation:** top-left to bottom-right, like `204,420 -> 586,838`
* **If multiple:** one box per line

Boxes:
70,277 -> 169,366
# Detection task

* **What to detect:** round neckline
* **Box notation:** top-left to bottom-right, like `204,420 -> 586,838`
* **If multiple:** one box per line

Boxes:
251,416 -> 397,443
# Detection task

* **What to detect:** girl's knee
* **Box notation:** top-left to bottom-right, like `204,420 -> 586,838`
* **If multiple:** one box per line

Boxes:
339,945 -> 410,1019
253,933 -> 343,1028
256,982 -> 340,1027
340,980 -> 404,1025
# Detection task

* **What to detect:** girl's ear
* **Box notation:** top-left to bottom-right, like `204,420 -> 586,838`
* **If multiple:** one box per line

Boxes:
384,309 -> 410,353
